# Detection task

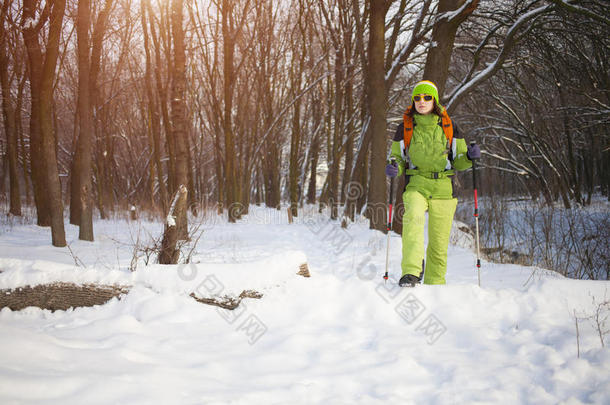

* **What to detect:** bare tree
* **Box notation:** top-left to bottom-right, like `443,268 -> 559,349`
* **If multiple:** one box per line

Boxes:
220,0 -> 241,221
0,0 -> 20,216
423,0 -> 479,98
73,0 -> 95,241
454,0 -> 609,207
141,0 -> 168,213
169,0 -> 189,237
70,0 -> 114,234
365,0 -> 390,231
22,0 -> 67,246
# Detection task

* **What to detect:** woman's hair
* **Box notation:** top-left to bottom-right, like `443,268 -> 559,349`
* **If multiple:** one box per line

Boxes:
406,101 -> 444,117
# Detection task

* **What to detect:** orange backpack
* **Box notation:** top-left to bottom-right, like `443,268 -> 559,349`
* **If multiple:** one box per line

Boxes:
402,106 -> 454,151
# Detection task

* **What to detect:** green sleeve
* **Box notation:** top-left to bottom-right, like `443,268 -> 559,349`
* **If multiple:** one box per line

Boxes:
452,137 -> 472,171
390,140 -> 406,176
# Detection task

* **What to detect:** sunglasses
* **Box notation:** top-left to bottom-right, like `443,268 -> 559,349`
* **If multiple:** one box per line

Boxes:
413,95 -> 434,102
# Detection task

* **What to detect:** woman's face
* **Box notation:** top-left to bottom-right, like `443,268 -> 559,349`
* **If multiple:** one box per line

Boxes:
414,94 -> 434,115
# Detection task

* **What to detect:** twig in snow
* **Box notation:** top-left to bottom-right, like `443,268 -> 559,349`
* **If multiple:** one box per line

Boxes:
66,243 -> 86,268
574,309 -> 580,358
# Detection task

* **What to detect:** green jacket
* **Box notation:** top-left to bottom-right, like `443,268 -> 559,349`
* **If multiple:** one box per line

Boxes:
389,113 -> 472,199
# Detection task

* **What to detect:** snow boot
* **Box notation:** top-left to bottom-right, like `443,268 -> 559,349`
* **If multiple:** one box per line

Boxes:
399,273 -> 421,287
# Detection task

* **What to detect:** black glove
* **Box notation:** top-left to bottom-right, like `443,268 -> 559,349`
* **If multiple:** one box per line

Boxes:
385,163 -> 398,178
467,143 -> 481,160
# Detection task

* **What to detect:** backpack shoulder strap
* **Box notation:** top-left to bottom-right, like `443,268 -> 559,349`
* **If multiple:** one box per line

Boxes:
440,109 -> 453,147
402,106 -> 414,148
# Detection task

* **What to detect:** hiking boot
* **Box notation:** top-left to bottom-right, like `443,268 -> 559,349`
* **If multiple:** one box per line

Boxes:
398,273 -> 421,287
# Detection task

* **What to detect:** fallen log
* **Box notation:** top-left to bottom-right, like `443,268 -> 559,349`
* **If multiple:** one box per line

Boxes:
189,289 -> 263,310
0,283 -> 262,312
0,263 -> 309,312
0,282 -> 130,312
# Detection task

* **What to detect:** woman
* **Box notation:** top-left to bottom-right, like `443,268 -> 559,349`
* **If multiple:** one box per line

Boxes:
385,80 -> 480,286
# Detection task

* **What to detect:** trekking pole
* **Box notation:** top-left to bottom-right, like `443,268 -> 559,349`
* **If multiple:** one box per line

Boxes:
384,157 -> 397,283
470,142 -> 481,287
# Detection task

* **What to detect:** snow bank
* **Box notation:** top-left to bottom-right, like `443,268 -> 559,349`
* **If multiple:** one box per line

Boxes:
0,248 -> 308,301
0,206 -> 608,404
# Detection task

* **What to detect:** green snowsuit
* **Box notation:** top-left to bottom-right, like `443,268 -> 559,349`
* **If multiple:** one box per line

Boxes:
389,113 -> 472,284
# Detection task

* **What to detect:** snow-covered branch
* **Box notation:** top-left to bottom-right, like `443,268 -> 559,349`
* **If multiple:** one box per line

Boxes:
385,0 -> 433,86
547,0 -> 610,26
446,4 -> 553,112
435,0 -> 479,24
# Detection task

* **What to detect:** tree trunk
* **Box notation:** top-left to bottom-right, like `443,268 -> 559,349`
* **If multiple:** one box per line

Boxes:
289,97 -> 301,218
186,135 -> 197,215
93,125 -> 114,219
89,0 -> 114,219
307,90 -> 322,205
213,133 -> 224,213
40,0 -> 67,247
340,60 -> 354,206
423,0 -> 479,98
170,0 -> 189,238
330,48 -> 344,220
17,81 -> 30,207
22,0 -> 50,226
74,0 -> 94,241
307,132 -> 320,205
0,11 -> 21,216
264,142 -> 281,209
148,0 -> 175,196
222,0 -> 239,222
159,185 -> 188,264
356,135 -> 370,215
365,1 -> 388,231
22,0 -> 67,246
557,81 -> 582,205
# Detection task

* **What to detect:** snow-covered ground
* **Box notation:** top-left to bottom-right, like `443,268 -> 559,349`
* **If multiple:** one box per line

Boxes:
0,205 -> 609,404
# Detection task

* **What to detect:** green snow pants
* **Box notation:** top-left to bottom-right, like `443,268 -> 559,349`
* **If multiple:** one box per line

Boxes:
401,189 -> 457,285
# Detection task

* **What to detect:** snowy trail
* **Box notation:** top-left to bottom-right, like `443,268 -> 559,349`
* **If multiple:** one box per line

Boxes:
0,206 -> 609,404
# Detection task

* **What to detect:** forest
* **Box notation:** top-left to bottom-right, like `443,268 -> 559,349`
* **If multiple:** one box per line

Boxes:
0,0 -> 608,272
2,3 -> 610,401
